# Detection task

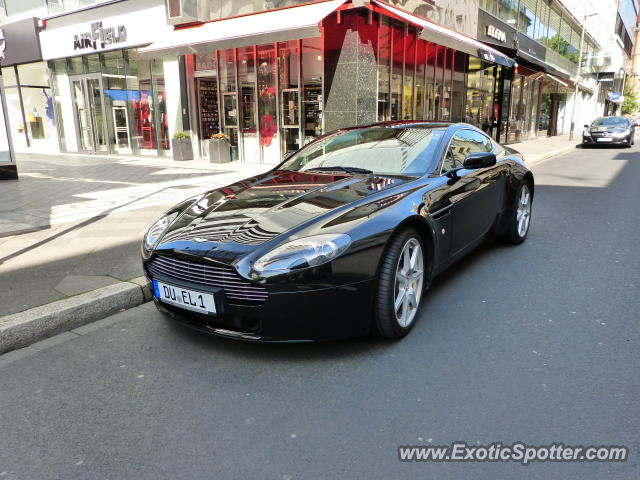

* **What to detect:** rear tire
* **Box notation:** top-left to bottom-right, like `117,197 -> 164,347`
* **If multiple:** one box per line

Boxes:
500,181 -> 532,245
373,229 -> 427,339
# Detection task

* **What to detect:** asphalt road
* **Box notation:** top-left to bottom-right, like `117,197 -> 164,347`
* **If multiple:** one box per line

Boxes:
1,144 -> 639,479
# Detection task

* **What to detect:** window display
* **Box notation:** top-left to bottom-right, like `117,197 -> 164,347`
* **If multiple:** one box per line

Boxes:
198,78 -> 220,139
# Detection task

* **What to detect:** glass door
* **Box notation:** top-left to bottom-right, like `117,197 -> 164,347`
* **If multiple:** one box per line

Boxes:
70,75 -> 108,154
86,76 -> 107,153
71,78 -> 93,153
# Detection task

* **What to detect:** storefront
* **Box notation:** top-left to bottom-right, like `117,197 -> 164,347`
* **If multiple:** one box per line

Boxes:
141,0 -> 514,163
38,0 -> 179,156
0,17 -> 57,155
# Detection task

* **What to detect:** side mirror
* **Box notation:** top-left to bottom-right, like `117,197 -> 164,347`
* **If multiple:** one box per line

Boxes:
584,124 -> 590,128
463,152 -> 496,169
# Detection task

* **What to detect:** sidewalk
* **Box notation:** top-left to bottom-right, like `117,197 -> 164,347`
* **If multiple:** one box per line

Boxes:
508,133 -> 581,166
0,153 -> 271,317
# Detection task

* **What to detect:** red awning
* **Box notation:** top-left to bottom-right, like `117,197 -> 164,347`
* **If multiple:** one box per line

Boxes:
372,0 -> 515,68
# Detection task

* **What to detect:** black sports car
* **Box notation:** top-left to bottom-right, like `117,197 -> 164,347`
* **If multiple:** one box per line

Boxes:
142,122 -> 534,342
582,116 -> 635,147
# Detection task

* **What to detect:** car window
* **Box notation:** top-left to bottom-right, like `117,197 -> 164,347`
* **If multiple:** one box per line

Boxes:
443,129 -> 492,172
280,126 -> 447,176
592,117 -> 629,127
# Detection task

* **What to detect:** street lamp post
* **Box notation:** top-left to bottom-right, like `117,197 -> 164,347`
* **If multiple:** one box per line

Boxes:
569,13 -> 597,141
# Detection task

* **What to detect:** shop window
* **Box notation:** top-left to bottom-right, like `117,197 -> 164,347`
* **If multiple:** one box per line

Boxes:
499,72 -> 511,141
390,23 -> 404,120
425,43 -> 436,119
278,40 -> 301,154
301,37 -> 323,144
257,44 -> 279,164
197,78 -> 220,140
238,46 -> 258,163
507,75 -> 522,143
49,59 -> 68,152
219,49 -> 239,161
4,62 -> 57,153
441,48 -> 453,121
434,45 -> 446,120
1,66 -> 17,86
195,54 -> 216,72
377,17 -> 392,121
126,51 -> 157,154
151,59 -> 170,152
465,57 -> 496,135
102,51 -> 130,154
451,51 -> 466,122
413,39 -> 426,120
402,29 -> 416,120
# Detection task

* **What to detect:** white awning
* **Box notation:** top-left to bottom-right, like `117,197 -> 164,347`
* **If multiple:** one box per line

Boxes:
138,0 -> 347,58
372,0 -> 515,68
545,73 -> 569,87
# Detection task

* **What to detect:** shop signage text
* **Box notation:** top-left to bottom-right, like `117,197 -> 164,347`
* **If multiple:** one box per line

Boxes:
486,25 -> 506,43
73,22 -> 127,51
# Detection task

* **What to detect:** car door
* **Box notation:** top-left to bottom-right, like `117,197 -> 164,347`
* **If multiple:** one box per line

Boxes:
444,129 -> 504,255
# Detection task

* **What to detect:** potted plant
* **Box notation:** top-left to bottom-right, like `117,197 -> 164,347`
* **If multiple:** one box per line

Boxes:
171,132 -> 193,161
207,132 -> 231,163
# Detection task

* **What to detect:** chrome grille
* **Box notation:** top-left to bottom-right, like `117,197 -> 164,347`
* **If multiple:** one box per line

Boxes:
147,255 -> 268,303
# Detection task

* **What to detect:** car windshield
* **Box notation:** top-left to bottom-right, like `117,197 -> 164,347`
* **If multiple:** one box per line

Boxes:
280,126 -> 446,176
592,117 -> 629,127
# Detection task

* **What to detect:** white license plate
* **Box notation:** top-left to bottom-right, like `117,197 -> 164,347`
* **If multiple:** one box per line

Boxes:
597,137 -> 613,142
153,280 -> 217,314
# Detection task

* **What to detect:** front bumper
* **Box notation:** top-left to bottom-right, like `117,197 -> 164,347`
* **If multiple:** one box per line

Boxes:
582,134 -> 631,145
145,275 -> 376,342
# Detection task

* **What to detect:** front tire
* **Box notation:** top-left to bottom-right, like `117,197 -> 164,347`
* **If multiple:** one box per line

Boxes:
373,230 -> 426,339
500,182 -> 532,244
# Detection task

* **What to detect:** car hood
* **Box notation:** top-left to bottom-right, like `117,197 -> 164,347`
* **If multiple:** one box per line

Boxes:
154,170 -> 412,262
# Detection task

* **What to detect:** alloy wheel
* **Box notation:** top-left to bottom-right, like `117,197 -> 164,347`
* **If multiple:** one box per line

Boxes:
393,238 -> 424,328
516,184 -> 532,238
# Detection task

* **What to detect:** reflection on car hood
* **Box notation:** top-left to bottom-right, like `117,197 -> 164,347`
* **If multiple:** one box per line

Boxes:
154,170 -> 411,261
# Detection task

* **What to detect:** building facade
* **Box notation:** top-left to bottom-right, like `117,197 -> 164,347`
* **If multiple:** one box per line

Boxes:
0,0 -> 637,168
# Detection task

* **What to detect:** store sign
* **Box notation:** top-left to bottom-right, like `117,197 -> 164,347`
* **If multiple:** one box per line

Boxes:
486,25 -> 506,43
477,9 -> 516,48
73,22 -> 127,51
516,32 -> 546,62
39,0 -> 173,60
0,18 -> 43,67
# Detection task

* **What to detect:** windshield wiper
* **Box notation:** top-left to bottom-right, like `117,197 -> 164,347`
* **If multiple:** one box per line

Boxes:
306,166 -> 373,175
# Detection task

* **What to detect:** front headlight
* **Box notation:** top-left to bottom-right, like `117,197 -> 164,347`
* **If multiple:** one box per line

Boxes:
583,129 -> 591,136
143,212 -> 178,252
251,233 -> 351,278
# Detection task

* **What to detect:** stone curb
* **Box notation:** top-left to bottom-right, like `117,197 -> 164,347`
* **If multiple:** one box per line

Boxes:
0,277 -> 152,355
517,143 -> 579,167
